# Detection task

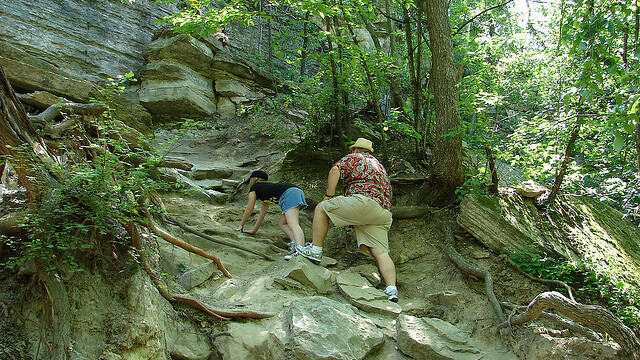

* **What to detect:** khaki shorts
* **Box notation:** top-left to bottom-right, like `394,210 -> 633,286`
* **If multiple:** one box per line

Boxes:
320,194 -> 393,255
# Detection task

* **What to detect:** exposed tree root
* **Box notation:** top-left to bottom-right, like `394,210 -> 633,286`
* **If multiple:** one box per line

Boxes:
145,212 -> 232,278
499,254 -> 575,301
0,295 -> 53,356
442,223 -> 506,323
172,295 -> 274,319
497,291 -> 640,360
500,301 -> 602,341
127,221 -> 273,320
164,215 -> 275,261
38,271 -> 72,360
126,222 -> 271,320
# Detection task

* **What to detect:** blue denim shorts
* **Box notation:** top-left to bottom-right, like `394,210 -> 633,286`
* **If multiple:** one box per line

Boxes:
279,187 -> 308,214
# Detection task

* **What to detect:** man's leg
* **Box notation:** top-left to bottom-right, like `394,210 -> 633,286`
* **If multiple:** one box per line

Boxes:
369,247 -> 396,287
311,202 -> 330,247
298,203 -> 329,264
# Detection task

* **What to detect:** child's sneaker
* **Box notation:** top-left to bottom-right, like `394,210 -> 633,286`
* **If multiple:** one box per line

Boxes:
287,241 -> 296,254
384,286 -> 399,302
297,244 -> 322,265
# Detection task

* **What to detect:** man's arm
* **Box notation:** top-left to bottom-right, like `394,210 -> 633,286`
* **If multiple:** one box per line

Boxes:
325,165 -> 340,199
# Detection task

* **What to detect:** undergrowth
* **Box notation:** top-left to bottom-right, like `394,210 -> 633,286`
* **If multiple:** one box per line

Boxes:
510,247 -> 640,334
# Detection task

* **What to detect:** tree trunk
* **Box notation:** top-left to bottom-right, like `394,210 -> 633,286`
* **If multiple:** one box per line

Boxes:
0,66 -> 57,201
300,11 -> 310,77
485,145 -> 499,193
548,122 -> 581,205
344,16 -> 389,165
422,0 -> 464,205
414,0 -> 424,151
403,5 -> 420,153
325,16 -> 346,150
362,18 -> 406,114
636,113 -> 640,176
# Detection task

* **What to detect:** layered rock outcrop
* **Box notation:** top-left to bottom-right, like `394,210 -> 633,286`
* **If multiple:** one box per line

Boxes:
0,0 -> 289,121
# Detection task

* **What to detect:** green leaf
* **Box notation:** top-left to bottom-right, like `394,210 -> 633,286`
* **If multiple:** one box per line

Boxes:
613,132 -> 626,153
630,96 -> 640,115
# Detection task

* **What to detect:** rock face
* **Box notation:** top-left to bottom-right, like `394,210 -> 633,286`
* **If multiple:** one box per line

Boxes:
0,0 -> 174,101
0,0 -> 290,120
458,192 -> 640,298
285,296 -> 385,360
140,29 -> 289,120
458,193 -> 545,254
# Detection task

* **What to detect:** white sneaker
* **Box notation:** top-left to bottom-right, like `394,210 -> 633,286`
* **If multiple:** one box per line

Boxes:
384,286 -> 399,302
297,244 -> 322,264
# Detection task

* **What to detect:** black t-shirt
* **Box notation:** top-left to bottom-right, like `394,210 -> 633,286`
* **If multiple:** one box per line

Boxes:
249,182 -> 297,202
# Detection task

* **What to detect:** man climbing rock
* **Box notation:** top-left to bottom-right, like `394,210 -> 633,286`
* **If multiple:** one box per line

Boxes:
298,138 -> 398,302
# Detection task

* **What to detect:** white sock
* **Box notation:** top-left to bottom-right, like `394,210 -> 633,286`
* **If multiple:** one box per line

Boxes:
311,245 -> 323,253
385,285 -> 397,293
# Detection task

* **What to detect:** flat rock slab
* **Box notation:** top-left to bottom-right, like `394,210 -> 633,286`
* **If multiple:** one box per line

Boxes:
336,271 -> 402,316
396,315 -> 482,360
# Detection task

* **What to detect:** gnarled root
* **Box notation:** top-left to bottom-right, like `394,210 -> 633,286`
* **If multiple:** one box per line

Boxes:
164,215 -> 275,261
126,221 -> 271,320
497,291 -> 640,360
500,254 -> 575,301
500,301 -> 602,342
442,223 -> 506,323
145,212 -> 232,278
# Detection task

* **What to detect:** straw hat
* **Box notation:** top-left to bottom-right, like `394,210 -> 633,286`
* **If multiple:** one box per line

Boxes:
349,138 -> 374,152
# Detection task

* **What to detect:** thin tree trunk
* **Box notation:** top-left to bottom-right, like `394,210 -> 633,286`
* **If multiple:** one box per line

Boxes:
548,122 -> 581,205
334,16 -> 350,142
636,113 -> 640,176
300,11 -> 310,77
403,5 -> 419,153
485,144 -> 499,193
267,6 -> 273,71
325,16 -> 345,150
362,19 -> 405,114
415,0 -> 424,151
344,18 -> 389,165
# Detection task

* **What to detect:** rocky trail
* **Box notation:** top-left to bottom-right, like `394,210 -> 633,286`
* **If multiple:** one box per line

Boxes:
134,119 -> 622,360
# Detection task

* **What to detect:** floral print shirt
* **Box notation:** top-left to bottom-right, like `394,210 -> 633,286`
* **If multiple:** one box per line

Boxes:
334,152 -> 392,211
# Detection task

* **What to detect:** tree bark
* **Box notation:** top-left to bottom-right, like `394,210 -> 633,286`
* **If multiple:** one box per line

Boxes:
0,66 -> 57,201
422,0 -> 465,205
300,11 -> 310,77
485,144 -> 499,193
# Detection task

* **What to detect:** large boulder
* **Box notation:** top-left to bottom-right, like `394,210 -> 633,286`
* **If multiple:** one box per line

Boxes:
457,193 -> 545,254
458,193 -> 640,301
